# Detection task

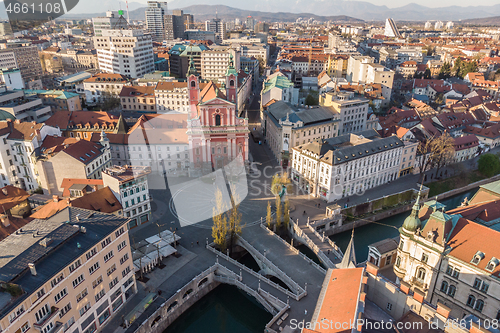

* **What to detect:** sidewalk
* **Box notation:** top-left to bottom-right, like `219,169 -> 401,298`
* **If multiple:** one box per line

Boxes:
110,246 -> 197,333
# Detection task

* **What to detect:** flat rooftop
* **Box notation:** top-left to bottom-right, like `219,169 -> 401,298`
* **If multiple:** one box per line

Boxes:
0,207 -> 128,318
103,165 -> 151,183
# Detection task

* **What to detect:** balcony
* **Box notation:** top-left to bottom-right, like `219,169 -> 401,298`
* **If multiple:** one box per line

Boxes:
393,264 -> 406,279
411,277 -> 428,291
34,307 -> 60,330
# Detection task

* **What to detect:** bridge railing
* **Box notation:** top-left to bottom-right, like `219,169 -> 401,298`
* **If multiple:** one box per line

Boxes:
290,220 -> 336,269
265,303 -> 290,332
206,242 -> 306,301
214,273 -> 277,315
258,288 -> 287,309
132,264 -> 218,333
307,222 -> 344,259
235,235 -> 307,298
259,223 -> 326,274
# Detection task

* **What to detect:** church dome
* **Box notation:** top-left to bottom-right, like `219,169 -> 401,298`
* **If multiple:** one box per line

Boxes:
402,212 -> 421,232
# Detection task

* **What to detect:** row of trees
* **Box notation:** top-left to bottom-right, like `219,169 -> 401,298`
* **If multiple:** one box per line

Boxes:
438,58 -> 478,80
266,196 -> 290,231
211,188 -> 242,253
416,132 -> 456,180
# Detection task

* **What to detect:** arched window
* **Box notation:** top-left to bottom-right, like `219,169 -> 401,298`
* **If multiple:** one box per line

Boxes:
395,256 -> 401,267
466,295 -> 476,308
191,80 -> 196,88
417,267 -> 426,281
215,114 -> 221,126
448,285 -> 456,298
475,299 -> 484,313
440,281 -> 448,293
229,79 -> 234,87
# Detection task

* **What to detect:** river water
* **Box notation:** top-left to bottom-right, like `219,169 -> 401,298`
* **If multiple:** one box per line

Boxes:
330,188 -> 478,262
165,188 -> 477,333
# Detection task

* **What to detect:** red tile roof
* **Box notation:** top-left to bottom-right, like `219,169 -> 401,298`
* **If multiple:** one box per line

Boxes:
61,140 -> 104,165
60,178 -> 104,197
119,86 -> 155,98
304,268 -> 364,333
0,186 -> 30,212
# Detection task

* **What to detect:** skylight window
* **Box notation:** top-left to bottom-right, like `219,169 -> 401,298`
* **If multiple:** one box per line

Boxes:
79,157 -> 86,161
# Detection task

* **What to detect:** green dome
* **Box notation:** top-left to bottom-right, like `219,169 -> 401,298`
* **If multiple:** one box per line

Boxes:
402,193 -> 422,232
0,110 -> 15,121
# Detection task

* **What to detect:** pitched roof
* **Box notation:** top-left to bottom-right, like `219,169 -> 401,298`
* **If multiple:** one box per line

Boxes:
447,218 -> 500,277
84,73 -> 128,83
45,111 -> 126,133
304,268 -> 364,333
199,81 -> 226,103
2,121 -> 44,141
60,178 -> 104,197
119,86 -> 155,98
31,187 -> 121,219
464,124 -> 500,139
61,140 -> 104,165
0,186 -> 30,212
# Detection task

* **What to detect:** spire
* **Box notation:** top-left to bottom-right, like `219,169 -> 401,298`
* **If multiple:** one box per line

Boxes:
402,184 -> 423,232
338,229 -> 356,269
187,55 -> 198,77
225,54 -> 238,76
115,114 -> 127,134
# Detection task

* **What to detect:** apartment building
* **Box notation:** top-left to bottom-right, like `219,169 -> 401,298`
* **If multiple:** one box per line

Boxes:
201,47 -> 240,83
260,72 -> 299,111
24,90 -> 82,112
154,81 -> 189,113
94,29 -> 154,79
319,91 -> 369,135
0,40 -> 43,84
393,182 -> 500,321
346,55 -> 394,106
102,165 -> 152,229
119,86 -> 156,112
262,101 -> 339,166
290,129 -> 403,201
145,1 -> 167,42
168,44 -> 207,79
0,119 -> 61,191
35,134 -> 112,195
0,206 -> 136,333
83,73 -> 130,105
45,111 -> 127,140
0,88 -> 52,122
97,114 -> 190,174
453,134 -> 479,162
164,10 -> 193,40
92,11 -> 129,37
205,18 -> 226,43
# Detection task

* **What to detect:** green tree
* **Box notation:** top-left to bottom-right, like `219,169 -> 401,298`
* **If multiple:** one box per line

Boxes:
435,93 -> 445,106
227,186 -> 243,254
275,196 -> 282,229
211,189 -> 228,252
283,198 -> 290,229
453,58 -> 463,77
305,94 -> 319,106
478,153 -> 500,177
438,62 -> 451,79
266,201 -> 273,228
423,68 -> 432,79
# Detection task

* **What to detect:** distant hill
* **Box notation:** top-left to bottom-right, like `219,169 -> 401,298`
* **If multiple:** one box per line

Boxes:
57,4 -> 363,23
461,16 -> 500,26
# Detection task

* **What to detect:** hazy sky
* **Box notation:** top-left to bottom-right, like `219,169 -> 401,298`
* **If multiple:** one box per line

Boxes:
365,0 -> 499,7
135,0 -> 500,9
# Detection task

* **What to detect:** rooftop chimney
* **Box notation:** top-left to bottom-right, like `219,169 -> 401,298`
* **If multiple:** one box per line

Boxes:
14,119 -> 21,124
1,188 -> 7,196
28,263 -> 37,276
0,214 -> 10,227
52,195 -> 59,202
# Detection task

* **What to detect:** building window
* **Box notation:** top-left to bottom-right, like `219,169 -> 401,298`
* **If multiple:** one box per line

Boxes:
416,267 -> 426,282
215,114 -> 221,126
448,285 -> 456,298
466,295 -> 476,308
440,281 -> 448,293
421,253 -> 429,264
386,302 -> 393,311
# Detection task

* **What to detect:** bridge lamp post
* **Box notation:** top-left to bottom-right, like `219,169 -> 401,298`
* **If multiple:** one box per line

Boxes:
264,249 -> 267,258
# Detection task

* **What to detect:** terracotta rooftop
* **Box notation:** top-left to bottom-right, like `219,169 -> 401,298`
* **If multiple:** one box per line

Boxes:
304,268 -> 364,333
84,73 -> 128,83
0,186 -> 30,212
61,140 -> 104,165
119,86 -> 155,98
60,178 -> 104,197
